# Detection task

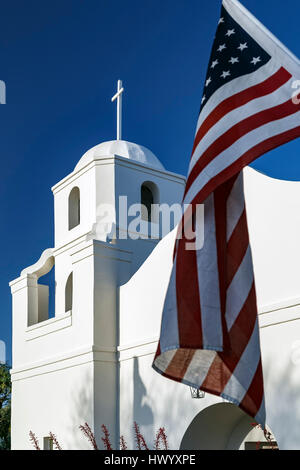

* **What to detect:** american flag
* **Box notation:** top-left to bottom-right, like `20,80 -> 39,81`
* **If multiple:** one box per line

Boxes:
152,0 -> 300,427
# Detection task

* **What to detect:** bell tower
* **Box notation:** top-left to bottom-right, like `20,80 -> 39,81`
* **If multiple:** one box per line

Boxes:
10,136 -> 185,449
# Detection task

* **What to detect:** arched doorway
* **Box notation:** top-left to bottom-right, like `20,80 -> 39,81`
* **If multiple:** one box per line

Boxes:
180,403 -> 278,450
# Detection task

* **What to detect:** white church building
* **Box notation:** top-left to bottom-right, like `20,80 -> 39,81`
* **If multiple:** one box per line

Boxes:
9,129 -> 300,449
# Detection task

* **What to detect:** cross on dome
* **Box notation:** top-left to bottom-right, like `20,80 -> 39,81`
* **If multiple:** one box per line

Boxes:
111,80 -> 124,140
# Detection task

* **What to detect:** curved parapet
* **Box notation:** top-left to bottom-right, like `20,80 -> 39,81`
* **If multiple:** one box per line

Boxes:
21,248 -> 54,279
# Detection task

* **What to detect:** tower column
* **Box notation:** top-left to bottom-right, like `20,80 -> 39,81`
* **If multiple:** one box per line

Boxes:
70,238 -> 132,448
10,274 -> 38,356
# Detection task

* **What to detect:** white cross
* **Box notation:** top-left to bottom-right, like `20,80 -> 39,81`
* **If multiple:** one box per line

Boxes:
111,80 -> 124,140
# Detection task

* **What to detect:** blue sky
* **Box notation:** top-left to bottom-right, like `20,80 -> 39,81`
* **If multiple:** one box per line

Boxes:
1,0 -> 300,364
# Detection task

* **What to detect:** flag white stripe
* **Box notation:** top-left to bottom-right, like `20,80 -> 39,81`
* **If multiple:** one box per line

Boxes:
154,349 -> 177,374
226,172 -> 245,241
196,193 -> 223,349
183,350 -> 217,386
222,320 -> 260,403
225,246 -> 254,331
255,395 -> 266,425
159,258 -> 180,352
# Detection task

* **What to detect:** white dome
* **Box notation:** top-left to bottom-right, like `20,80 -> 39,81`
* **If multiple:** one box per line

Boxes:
75,140 -> 165,171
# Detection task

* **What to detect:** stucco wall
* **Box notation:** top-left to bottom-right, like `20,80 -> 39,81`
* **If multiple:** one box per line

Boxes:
119,167 -> 300,449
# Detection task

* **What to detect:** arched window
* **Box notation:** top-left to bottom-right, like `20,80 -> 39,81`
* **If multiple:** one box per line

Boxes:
141,184 -> 153,222
68,187 -> 80,230
65,273 -> 73,312
141,182 -> 159,222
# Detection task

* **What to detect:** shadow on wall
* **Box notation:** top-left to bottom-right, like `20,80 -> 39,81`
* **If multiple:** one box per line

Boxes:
66,370 -> 94,450
133,356 -> 154,427
262,353 -> 300,450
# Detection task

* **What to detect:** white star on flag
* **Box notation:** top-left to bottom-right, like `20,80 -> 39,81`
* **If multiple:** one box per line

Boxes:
221,70 -> 230,78
205,77 -> 212,87
251,56 -> 261,65
225,28 -> 235,36
201,95 -> 206,104
238,42 -> 248,51
211,59 -> 219,69
229,57 -> 239,64
217,44 -> 227,52
218,17 -> 224,24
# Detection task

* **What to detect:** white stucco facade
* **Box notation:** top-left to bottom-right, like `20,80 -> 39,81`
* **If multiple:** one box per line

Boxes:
9,139 -> 300,450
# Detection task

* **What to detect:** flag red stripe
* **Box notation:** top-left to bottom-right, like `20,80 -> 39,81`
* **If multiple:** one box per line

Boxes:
225,284 -> 257,359
155,341 -> 161,360
176,233 -> 203,348
226,209 -> 249,288
191,67 -> 291,156
213,177 -> 238,352
239,360 -> 264,419
164,349 -> 196,381
201,282 -> 257,392
185,97 -> 300,196
199,353 -> 228,392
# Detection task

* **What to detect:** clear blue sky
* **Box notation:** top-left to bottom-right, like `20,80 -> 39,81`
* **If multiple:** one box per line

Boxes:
1,0 -> 300,364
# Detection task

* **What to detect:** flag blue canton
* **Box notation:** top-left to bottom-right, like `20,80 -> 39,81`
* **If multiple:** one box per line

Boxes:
200,6 -> 271,111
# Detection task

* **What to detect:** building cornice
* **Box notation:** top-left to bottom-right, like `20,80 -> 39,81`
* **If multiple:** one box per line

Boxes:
10,338 -> 159,382
51,154 -> 186,194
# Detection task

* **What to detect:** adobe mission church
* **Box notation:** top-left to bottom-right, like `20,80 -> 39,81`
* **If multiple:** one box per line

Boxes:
9,85 -> 300,450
